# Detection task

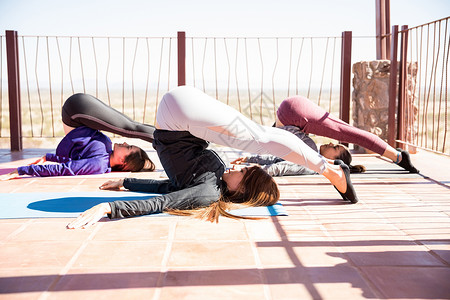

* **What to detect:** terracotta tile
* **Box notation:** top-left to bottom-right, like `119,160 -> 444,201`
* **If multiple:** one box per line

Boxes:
73,241 -> 166,268
160,267 -> 265,300
390,218 -> 450,227
404,232 -> 450,241
306,265 -> 378,299
369,204 -> 444,213
174,219 -> 247,240
323,222 -> 404,238
0,267 -> 61,298
168,241 -> 255,267
245,219 -> 284,241
420,240 -> 450,264
361,266 -> 450,299
9,220 -> 93,241
377,209 -> 448,218
399,224 -> 450,240
0,241 -> 82,268
0,150 -> 448,299
17,182 -> 80,193
256,240 -> 347,267
93,218 -> 172,241
280,224 -> 329,240
275,218 -> 317,227
0,219 -> 29,224
267,282 -> 314,299
0,222 -> 27,240
263,266 -> 315,299
0,179 -> 35,193
47,268 -> 160,300
396,221 -> 450,230
264,266 -> 377,299
310,212 -> 385,224
340,242 -> 445,266
330,234 -> 414,243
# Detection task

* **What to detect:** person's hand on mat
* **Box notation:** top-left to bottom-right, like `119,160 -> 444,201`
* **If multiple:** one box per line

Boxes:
0,169 -> 20,181
28,156 -> 46,165
231,157 -> 248,165
66,203 -> 112,229
99,179 -> 124,190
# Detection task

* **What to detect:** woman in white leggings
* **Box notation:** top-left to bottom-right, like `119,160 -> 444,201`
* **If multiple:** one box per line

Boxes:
67,86 -> 359,229
158,86 -> 357,203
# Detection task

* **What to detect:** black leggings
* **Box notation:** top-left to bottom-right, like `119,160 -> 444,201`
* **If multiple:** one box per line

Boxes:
62,93 -> 155,143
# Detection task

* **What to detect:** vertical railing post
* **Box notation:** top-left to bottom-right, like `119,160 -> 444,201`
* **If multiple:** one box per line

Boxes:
177,31 -> 186,86
339,31 -> 352,126
388,25 -> 399,147
5,30 -> 22,151
397,25 -> 409,149
376,0 -> 391,59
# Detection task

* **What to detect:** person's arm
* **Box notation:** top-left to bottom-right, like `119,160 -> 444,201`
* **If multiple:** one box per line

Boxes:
231,154 -> 284,166
28,155 -> 47,165
66,203 -> 112,229
0,169 -> 20,181
262,161 -> 317,177
246,154 -> 284,165
67,178 -> 220,229
17,156 -> 110,177
99,177 -> 176,194
45,153 -> 70,163
123,177 -> 175,194
109,178 -> 220,218
0,155 -> 48,180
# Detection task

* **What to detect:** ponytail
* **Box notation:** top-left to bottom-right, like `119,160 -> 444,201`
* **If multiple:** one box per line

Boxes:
349,164 -> 366,173
336,144 -> 366,174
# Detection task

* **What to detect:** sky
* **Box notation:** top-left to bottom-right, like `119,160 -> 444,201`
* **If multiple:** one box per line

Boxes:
0,0 -> 449,37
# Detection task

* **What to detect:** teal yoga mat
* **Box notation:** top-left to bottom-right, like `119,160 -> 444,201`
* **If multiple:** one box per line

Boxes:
0,191 -> 287,219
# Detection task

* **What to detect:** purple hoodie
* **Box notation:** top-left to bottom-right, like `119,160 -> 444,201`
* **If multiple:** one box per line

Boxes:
18,126 -> 112,177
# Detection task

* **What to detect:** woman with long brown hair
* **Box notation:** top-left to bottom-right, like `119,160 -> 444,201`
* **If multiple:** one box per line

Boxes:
67,86 -> 357,229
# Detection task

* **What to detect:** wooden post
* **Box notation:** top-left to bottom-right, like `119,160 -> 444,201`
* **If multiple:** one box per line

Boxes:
388,25 -> 399,147
397,25 -> 409,149
177,31 -> 186,86
339,31 -> 352,125
5,30 -> 22,151
376,0 -> 391,59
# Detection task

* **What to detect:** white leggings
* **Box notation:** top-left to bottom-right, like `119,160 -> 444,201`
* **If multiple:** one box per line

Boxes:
156,86 -> 327,174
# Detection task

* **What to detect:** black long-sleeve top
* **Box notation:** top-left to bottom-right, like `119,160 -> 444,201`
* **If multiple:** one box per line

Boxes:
108,130 -> 226,218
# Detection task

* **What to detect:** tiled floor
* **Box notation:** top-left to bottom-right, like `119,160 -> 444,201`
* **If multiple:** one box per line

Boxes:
0,147 -> 449,299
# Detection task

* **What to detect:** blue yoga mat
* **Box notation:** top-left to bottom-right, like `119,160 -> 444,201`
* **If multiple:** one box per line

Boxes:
0,191 -> 287,219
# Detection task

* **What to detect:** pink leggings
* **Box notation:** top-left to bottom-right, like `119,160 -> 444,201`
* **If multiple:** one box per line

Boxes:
277,96 -> 388,155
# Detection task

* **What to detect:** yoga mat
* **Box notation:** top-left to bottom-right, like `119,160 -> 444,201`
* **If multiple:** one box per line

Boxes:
229,203 -> 287,216
0,191 -> 287,219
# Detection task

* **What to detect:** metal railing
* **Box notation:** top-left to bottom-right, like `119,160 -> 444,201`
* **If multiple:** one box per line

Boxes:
391,17 -> 449,155
2,24 -> 448,155
1,31 -> 352,150
184,35 -> 345,125
2,34 -> 178,141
